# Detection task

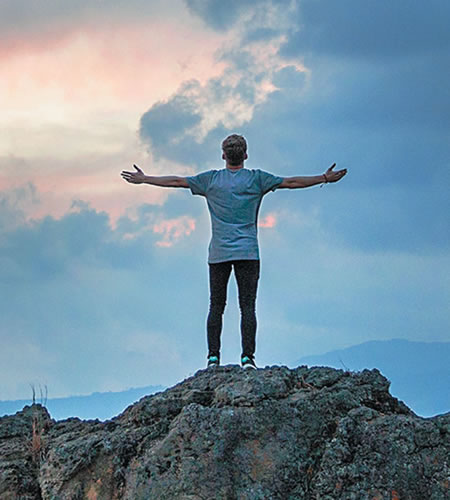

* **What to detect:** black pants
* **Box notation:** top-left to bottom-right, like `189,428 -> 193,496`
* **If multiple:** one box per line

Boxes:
207,259 -> 260,359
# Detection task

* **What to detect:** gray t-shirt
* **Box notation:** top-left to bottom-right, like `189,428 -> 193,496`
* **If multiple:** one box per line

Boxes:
186,168 -> 284,263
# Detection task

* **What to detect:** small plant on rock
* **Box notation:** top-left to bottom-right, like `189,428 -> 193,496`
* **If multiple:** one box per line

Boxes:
29,384 -> 48,465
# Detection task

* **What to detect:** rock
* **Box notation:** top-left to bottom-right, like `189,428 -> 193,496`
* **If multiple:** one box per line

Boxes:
0,366 -> 448,499
0,404 -> 51,500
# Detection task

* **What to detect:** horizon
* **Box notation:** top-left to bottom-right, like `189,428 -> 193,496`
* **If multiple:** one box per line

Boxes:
1,339 -> 448,420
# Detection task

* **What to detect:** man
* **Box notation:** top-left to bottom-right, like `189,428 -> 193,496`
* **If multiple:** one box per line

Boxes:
121,134 -> 347,369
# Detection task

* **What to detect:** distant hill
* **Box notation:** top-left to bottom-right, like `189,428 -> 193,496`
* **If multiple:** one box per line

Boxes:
296,339 -> 450,417
0,384 -> 165,421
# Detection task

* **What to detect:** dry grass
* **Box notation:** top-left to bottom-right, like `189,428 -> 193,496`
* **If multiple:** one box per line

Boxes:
29,384 -> 48,465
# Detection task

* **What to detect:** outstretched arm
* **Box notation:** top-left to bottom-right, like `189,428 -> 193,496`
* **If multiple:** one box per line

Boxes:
278,163 -> 347,189
121,165 -> 189,188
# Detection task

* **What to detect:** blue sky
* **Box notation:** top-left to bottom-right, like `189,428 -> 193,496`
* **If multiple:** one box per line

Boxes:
1,0 -> 449,400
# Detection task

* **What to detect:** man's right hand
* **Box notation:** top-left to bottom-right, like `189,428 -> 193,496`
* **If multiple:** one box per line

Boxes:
324,163 -> 347,183
121,164 -> 146,184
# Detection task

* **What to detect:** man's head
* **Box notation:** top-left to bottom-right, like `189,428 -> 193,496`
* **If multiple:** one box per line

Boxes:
222,134 -> 248,166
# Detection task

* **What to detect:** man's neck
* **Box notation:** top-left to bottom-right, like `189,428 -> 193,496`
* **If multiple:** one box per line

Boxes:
226,163 -> 244,171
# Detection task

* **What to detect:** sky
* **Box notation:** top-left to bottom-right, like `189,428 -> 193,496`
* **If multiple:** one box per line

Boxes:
1,0 -> 449,400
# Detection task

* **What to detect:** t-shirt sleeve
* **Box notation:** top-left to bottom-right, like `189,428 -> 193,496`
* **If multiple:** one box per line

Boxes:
258,169 -> 284,194
186,170 -> 214,196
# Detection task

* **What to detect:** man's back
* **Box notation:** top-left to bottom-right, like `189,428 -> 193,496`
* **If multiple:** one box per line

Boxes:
186,167 -> 283,263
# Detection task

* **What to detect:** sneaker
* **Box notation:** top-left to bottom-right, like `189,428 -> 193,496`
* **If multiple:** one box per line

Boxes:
241,355 -> 257,370
207,355 -> 220,368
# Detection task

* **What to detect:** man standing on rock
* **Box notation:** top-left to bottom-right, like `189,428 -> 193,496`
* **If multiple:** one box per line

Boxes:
121,134 -> 347,370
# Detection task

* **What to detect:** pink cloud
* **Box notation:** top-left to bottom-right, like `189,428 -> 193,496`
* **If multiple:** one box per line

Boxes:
258,213 -> 277,228
0,17 -> 229,225
0,21 -> 227,116
153,216 -> 196,247
0,153 -> 175,227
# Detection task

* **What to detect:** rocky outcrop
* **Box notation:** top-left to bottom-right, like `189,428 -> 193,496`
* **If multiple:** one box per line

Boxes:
1,366 -> 449,499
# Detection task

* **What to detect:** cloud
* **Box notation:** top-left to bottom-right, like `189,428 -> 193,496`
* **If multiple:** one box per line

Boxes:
0,190 -> 210,398
258,213 -> 277,228
139,4 -> 307,168
271,0 -> 450,136
185,0 -> 253,30
271,55 -> 450,133
185,0 -> 296,33
319,183 -> 450,254
280,0 -> 450,61
137,0 -> 450,258
0,0 -> 229,160
138,83 -> 234,167
234,58 -> 450,254
139,94 -> 203,162
153,216 -> 196,247
0,0 -> 184,46
244,102 -> 450,255
0,148 -> 196,226
0,182 -> 39,231
172,0 -> 449,256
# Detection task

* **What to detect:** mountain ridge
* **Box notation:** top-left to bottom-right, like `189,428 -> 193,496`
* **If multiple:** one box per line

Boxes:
1,365 -> 449,499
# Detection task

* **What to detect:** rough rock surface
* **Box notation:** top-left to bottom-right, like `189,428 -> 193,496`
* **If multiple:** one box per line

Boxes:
0,366 -> 449,499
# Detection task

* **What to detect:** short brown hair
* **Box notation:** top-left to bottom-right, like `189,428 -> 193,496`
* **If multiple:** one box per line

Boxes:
222,134 -> 247,166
